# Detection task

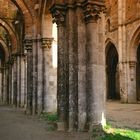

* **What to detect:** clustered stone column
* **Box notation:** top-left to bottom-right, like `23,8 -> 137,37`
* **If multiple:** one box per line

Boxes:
50,0 -> 106,135
83,1 -> 105,135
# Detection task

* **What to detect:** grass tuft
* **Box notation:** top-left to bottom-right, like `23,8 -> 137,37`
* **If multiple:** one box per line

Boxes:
40,112 -> 58,122
101,123 -> 140,140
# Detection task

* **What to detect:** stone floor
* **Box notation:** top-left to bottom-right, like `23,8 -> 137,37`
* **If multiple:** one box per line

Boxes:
0,102 -> 140,140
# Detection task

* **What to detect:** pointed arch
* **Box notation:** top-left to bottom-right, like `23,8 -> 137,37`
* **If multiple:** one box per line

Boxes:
0,39 -> 9,61
10,0 -> 34,34
0,19 -> 18,53
129,25 -> 140,61
105,41 -> 120,100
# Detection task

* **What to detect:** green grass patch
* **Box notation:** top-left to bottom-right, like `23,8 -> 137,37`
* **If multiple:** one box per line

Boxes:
102,123 -> 140,140
40,112 -> 58,122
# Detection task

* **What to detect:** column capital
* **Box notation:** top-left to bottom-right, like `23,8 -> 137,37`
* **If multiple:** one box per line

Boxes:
42,38 -> 54,49
24,36 -> 33,50
50,4 -> 66,26
82,0 -> 105,23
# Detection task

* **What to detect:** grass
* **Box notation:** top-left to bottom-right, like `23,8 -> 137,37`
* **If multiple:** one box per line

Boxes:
101,123 -> 140,140
40,112 -> 58,122
40,112 -> 58,131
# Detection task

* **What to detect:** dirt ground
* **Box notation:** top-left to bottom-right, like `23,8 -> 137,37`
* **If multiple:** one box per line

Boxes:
106,101 -> 140,130
0,102 -> 139,140
0,105 -> 89,140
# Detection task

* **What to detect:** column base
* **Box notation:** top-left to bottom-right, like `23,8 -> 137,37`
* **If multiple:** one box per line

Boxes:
89,123 -> 105,140
57,122 -> 66,131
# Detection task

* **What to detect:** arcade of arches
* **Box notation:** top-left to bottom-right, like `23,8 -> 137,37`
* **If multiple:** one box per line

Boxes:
0,0 -> 140,135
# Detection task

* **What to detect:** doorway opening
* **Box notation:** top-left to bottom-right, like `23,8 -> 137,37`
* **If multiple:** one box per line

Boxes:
106,43 -> 120,100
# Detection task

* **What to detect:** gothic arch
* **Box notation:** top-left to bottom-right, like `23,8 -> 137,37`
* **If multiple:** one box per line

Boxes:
0,19 -> 18,53
105,38 -> 118,53
10,0 -> 33,34
129,25 -> 140,61
0,39 -> 9,61
105,41 -> 120,100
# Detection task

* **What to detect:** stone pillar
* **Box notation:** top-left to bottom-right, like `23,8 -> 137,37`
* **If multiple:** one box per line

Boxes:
32,36 -> 37,115
0,60 -> 2,102
76,2 -> 87,131
65,5 -> 79,131
16,54 -> 21,107
3,64 -> 8,104
37,35 -> 43,114
119,62 -> 128,103
24,37 -> 33,115
20,54 -> 26,107
42,37 -> 55,113
50,5 -> 68,131
11,55 -> 17,106
24,54 -> 27,109
128,61 -> 137,103
8,59 -> 13,104
82,0 -> 105,134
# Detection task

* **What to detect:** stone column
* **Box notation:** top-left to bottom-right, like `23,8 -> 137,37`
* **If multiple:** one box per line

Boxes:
8,59 -> 13,104
16,54 -> 21,107
20,54 -> 26,107
24,54 -> 27,109
119,62 -> 128,103
24,37 -> 33,115
42,37 -> 54,112
128,61 -> 137,102
11,55 -> 17,106
50,5 -> 68,131
37,35 -> 43,114
82,0 -> 105,133
76,1 -> 87,131
66,4 -> 78,132
0,60 -> 2,102
3,64 -> 8,104
32,36 -> 37,115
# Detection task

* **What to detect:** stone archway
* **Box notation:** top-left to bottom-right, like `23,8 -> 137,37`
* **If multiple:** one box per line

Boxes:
106,42 -> 120,100
136,44 -> 140,101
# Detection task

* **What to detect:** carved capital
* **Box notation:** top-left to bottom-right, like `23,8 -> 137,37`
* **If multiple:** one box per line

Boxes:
24,36 -> 33,50
42,38 -> 54,49
50,4 -> 66,26
82,0 -> 105,23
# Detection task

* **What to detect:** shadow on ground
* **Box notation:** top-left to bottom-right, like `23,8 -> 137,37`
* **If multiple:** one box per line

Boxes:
101,133 -> 133,140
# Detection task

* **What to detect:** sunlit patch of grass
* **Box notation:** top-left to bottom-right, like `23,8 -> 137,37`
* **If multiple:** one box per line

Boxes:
40,112 -> 58,122
102,123 -> 140,140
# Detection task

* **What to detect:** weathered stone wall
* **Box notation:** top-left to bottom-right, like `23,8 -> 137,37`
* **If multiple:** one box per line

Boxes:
105,0 -> 140,103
